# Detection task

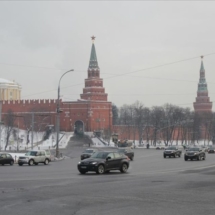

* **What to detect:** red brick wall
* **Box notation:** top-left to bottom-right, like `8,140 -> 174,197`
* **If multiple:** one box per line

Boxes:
2,99 -> 112,132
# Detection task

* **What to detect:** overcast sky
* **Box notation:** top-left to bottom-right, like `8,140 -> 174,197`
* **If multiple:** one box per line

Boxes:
0,1 -> 215,110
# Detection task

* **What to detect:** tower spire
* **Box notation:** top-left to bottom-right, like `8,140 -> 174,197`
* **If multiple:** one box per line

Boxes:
200,55 -> 205,72
89,36 -> 99,69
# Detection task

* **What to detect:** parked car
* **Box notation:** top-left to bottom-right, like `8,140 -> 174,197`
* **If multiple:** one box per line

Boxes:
0,153 -> 14,166
208,147 -> 215,153
184,147 -> 206,161
18,150 -> 51,166
163,146 -> 182,158
77,151 -> 130,174
80,148 -> 98,160
117,148 -> 134,161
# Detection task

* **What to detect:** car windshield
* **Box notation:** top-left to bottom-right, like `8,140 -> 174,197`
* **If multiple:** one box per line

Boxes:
91,152 -> 109,159
84,149 -> 94,153
187,148 -> 199,151
25,151 -> 38,156
166,147 -> 176,150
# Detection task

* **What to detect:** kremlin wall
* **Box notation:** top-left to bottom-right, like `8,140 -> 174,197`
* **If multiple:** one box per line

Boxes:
0,38 -> 213,141
1,37 -> 112,133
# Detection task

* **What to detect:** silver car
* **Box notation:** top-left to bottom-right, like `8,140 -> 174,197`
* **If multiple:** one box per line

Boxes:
18,150 -> 51,166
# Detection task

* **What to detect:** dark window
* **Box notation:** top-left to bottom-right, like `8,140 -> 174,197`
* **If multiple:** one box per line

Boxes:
6,154 -> 12,158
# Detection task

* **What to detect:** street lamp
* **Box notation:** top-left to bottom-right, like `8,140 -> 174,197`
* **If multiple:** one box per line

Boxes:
56,69 -> 74,157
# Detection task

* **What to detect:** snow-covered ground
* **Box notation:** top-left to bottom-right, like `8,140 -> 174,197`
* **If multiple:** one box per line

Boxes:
0,125 -> 73,152
1,124 -> 213,153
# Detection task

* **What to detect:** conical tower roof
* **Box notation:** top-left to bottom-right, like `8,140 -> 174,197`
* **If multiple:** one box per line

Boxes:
89,36 -> 99,69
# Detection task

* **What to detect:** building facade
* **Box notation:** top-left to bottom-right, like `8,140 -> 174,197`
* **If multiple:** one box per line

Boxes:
0,79 -> 21,101
1,37 -> 112,132
193,57 -> 212,112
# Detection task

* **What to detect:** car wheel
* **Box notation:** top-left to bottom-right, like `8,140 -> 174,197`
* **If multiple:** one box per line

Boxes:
79,170 -> 87,174
163,155 -> 166,158
44,159 -> 49,165
174,154 -> 177,158
184,157 -> 188,161
10,161 -> 14,166
28,159 -> 34,166
130,156 -> 133,161
96,165 -> 105,174
197,155 -> 201,161
120,163 -> 128,173
178,153 -> 181,158
18,163 -> 23,166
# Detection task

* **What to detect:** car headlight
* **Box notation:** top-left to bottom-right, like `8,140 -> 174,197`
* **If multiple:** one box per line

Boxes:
194,153 -> 197,155
91,162 -> 97,165
78,161 -> 81,164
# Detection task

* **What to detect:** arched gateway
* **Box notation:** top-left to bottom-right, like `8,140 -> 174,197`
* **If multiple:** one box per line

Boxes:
74,120 -> 84,134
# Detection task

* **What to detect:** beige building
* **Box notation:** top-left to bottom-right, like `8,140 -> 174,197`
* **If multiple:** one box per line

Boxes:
0,79 -> 21,101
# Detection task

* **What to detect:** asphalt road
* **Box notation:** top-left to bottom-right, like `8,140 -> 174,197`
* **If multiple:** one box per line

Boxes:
1,147 -> 215,215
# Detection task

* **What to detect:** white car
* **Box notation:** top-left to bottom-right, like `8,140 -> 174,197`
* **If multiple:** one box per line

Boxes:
18,150 -> 51,166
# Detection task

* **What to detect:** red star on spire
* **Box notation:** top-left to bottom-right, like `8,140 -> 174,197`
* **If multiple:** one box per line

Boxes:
91,35 -> 96,42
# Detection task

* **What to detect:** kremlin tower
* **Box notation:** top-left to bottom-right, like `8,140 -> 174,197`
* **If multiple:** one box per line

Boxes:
193,56 -> 212,112
80,36 -> 108,101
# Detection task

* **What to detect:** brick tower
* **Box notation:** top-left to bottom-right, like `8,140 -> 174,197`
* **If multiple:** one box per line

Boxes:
193,56 -> 212,112
80,36 -> 108,101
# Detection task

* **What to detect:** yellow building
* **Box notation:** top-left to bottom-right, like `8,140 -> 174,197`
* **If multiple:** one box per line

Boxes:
0,79 -> 21,101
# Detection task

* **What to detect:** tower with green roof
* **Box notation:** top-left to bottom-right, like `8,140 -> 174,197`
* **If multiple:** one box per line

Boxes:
193,56 -> 212,112
80,36 -> 108,101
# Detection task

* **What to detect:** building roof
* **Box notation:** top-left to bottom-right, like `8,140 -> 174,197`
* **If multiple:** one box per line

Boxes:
0,78 -> 14,84
89,40 -> 99,69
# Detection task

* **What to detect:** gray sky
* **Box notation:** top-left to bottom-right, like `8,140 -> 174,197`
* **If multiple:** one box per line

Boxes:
0,1 -> 215,110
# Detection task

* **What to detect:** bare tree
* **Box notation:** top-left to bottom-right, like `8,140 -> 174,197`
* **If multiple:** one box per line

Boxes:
3,110 -> 16,150
150,106 -> 164,146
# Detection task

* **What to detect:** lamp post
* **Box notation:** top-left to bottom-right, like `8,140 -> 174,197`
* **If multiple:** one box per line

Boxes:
56,69 -> 74,157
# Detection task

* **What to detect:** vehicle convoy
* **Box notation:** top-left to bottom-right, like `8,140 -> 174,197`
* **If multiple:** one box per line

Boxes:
0,153 -> 14,166
117,148 -> 134,161
184,147 -> 206,161
163,146 -> 182,158
18,150 -> 51,166
77,151 -> 130,174
208,147 -> 215,153
80,148 -> 98,160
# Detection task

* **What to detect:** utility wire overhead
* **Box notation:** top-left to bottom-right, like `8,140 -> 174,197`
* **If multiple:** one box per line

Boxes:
19,52 -> 215,98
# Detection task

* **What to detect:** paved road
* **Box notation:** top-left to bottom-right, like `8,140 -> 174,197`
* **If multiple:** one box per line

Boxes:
1,148 -> 215,215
